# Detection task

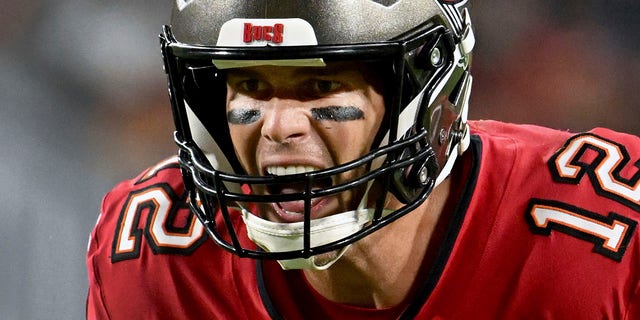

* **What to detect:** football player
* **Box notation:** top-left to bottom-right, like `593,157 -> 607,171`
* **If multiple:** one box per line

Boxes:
87,1 -> 640,318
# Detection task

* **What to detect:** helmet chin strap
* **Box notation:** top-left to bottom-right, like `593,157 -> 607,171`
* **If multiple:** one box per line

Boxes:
242,208 -> 370,270
241,184 -> 392,270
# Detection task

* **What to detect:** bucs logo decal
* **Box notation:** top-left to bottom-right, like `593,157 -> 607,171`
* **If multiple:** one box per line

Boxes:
217,18 -> 319,48
243,23 -> 284,44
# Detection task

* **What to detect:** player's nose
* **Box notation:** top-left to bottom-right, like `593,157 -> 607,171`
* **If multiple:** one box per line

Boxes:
260,98 -> 311,144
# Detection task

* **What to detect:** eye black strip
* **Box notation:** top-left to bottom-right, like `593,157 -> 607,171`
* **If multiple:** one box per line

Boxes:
227,106 -> 365,125
311,106 -> 364,122
228,109 -> 262,124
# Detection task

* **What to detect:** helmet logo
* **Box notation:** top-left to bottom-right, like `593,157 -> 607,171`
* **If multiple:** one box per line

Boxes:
217,19 -> 319,47
244,23 -> 284,44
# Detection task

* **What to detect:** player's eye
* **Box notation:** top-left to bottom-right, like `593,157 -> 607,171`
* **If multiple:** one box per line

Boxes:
311,79 -> 342,95
238,79 -> 265,93
229,77 -> 272,99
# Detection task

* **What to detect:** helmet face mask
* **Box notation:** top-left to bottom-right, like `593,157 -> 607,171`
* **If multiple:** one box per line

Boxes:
160,0 -> 474,268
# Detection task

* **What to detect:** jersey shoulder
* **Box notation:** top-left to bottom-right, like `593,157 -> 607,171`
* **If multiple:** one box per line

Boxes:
87,156 -> 271,319
89,156 -> 193,262
469,119 -> 573,150
468,120 -> 575,194
467,120 -> 640,261
469,119 -> 640,210
469,119 -> 640,154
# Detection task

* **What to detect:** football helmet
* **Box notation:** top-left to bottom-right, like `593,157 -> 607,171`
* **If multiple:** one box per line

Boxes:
160,0 -> 474,269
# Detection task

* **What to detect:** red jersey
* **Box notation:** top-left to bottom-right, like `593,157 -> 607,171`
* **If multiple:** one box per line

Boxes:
87,120 -> 640,319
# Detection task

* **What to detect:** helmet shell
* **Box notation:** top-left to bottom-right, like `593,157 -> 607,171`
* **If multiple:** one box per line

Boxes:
171,0 -> 446,45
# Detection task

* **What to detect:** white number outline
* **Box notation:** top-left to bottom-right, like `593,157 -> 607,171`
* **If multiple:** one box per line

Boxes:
550,133 -> 640,211
112,183 -> 206,263
526,199 -> 636,261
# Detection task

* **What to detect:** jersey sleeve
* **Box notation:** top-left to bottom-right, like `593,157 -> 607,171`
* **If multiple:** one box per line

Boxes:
85,157 -> 184,318
86,176 -> 146,319
86,202 -> 112,319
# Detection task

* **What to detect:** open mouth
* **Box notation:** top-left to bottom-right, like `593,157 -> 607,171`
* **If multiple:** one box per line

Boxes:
263,165 -> 333,222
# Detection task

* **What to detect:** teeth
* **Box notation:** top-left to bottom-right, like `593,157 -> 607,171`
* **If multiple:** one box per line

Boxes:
283,209 -> 303,215
266,165 -> 318,176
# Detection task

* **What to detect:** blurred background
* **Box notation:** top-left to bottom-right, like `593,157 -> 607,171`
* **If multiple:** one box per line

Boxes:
1,1 -> 638,319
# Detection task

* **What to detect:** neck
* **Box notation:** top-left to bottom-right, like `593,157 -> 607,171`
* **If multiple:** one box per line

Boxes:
302,178 -> 452,309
